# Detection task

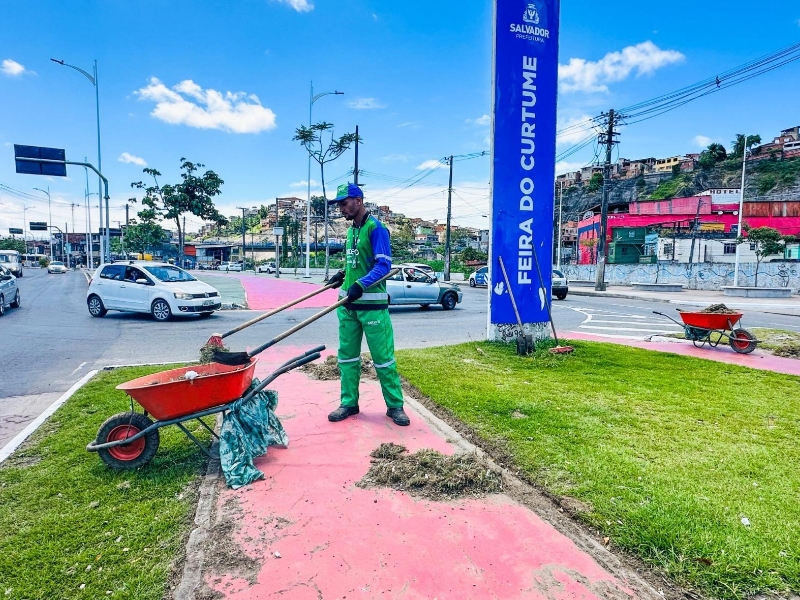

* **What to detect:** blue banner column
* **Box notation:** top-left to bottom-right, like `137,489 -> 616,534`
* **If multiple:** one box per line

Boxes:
488,0 -> 560,342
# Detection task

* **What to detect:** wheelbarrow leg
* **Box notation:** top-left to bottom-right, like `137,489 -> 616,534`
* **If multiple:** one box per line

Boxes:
176,422 -> 217,459
194,417 -> 219,440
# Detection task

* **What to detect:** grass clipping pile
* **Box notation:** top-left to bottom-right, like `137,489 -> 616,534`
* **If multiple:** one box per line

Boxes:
357,443 -> 503,501
699,303 -> 737,314
301,354 -> 377,380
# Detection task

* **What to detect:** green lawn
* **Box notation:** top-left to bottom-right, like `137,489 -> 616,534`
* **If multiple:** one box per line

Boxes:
0,366 -> 211,600
396,341 -> 800,599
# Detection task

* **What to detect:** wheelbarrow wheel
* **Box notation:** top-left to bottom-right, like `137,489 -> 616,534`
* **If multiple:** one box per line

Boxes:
729,328 -> 757,354
96,412 -> 160,470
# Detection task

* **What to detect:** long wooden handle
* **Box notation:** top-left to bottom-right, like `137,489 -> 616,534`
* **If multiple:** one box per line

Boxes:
246,268 -> 400,359
221,282 -> 337,339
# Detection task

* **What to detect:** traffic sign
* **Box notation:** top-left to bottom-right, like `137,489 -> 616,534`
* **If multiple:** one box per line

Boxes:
9,228 -> 23,235
99,228 -> 122,236
29,222 -> 48,231
14,145 -> 67,177
273,227 -> 284,236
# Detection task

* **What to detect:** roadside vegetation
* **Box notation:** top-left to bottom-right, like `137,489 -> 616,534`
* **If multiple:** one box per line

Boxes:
0,365 -> 211,600
397,341 -> 800,599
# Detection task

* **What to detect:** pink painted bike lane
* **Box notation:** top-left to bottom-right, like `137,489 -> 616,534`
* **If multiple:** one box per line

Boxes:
201,346 -> 647,600
239,275 -> 339,311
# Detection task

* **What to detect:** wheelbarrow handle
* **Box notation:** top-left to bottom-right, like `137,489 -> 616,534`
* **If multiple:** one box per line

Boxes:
653,310 -> 684,327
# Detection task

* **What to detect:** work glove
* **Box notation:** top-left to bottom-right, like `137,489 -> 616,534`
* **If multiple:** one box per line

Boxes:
328,270 -> 345,289
346,283 -> 364,302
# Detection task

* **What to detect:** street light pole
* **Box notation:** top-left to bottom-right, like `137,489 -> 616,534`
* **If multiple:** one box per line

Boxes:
51,58 -> 105,262
557,182 -> 564,269
305,82 -> 344,278
33,187 -> 52,260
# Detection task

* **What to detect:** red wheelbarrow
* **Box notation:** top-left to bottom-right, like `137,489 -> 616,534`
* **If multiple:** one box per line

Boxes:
653,310 -> 758,354
87,346 -> 324,469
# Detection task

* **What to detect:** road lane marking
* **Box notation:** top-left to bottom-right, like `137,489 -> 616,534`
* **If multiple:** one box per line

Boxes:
70,362 -> 87,376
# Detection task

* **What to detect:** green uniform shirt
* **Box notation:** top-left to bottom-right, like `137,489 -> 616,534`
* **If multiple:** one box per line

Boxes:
339,214 -> 391,308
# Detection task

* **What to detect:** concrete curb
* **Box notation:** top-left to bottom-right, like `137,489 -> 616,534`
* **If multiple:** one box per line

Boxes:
0,369 -> 99,464
570,289 -> 672,303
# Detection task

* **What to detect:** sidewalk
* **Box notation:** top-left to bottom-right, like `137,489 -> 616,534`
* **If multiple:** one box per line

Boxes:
178,345 -> 662,599
570,285 -> 800,316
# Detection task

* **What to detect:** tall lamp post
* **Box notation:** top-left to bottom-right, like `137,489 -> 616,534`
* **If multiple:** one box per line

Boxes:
33,187 -> 53,260
733,136 -> 752,288
51,58 -> 106,262
305,83 -> 344,278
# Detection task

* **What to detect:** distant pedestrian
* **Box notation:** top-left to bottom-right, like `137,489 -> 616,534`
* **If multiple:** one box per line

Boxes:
326,183 -> 409,426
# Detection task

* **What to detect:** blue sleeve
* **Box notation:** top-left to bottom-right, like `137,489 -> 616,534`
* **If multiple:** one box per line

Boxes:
358,220 -> 392,289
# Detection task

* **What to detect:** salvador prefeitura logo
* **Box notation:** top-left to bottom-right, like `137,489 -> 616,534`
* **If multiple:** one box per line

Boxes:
510,1 -> 550,41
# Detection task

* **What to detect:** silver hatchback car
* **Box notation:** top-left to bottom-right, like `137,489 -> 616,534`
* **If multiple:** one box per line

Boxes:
0,265 -> 21,316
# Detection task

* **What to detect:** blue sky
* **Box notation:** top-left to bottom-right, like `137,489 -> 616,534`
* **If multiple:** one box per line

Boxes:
1,0 -> 799,239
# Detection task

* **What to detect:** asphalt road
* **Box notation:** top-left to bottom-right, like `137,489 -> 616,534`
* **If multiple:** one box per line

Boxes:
3,270 -> 800,447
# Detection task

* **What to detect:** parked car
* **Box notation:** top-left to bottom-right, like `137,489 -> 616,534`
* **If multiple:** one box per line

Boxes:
469,266 -> 489,287
48,260 -> 68,274
405,263 -> 435,275
386,265 -> 462,310
86,261 -> 221,321
0,250 -> 23,277
552,269 -> 569,300
0,265 -> 21,316
219,261 -> 243,272
257,262 -> 277,274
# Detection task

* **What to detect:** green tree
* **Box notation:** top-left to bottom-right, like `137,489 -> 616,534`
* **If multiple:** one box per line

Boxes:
131,158 -> 228,264
293,122 -> 359,278
731,134 -> 762,159
737,225 -> 786,286
124,222 -> 166,255
586,172 -> 603,193
0,238 -> 25,253
461,247 -> 487,262
310,195 -> 326,217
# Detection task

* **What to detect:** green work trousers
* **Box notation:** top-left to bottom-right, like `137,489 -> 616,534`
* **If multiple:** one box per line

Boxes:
337,306 -> 404,409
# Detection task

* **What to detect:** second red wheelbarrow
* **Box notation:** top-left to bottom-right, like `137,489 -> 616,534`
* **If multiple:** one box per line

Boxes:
654,310 -> 758,354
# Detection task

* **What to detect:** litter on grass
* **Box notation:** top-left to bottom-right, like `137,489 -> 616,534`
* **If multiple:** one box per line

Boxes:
357,443 -> 503,500
301,354 -> 376,380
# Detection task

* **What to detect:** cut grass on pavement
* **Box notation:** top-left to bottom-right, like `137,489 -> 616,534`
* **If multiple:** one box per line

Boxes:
396,340 -> 800,600
0,365 -> 212,600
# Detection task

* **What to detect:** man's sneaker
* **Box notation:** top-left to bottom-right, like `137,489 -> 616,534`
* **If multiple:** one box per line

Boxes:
386,407 -> 410,426
328,405 -> 359,422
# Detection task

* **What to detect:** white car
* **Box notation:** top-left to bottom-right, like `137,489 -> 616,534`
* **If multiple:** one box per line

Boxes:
219,261 -> 243,272
48,261 -> 68,274
0,265 -> 21,316
86,261 -> 221,321
257,262 -> 277,274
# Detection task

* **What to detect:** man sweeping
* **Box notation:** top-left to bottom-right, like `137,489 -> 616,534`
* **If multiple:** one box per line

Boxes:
326,183 -> 410,426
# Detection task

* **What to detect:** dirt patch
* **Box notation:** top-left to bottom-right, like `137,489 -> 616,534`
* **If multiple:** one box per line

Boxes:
301,354 -> 376,380
559,495 -> 593,515
772,342 -> 800,358
357,442 -> 503,500
0,452 -> 41,469
511,410 -> 528,419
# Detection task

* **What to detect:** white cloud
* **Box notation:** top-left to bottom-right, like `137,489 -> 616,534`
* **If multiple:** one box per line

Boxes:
290,179 -> 319,188
348,97 -> 386,110
1,59 -> 27,77
397,121 -> 421,129
118,152 -> 147,166
467,114 -> 490,126
559,41 -> 684,93
416,159 -> 446,170
135,77 -> 277,134
693,135 -> 713,148
555,161 -> 586,175
274,0 -> 313,12
557,113 -> 600,146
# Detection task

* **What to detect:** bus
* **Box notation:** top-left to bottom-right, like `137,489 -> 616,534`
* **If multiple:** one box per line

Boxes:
0,250 -> 23,277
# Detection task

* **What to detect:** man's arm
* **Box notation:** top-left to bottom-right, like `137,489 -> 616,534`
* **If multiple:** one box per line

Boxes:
357,222 -> 392,289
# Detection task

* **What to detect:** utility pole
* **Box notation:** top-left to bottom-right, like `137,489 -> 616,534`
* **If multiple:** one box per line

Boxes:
594,109 -> 618,291
125,203 -> 129,226
238,207 -> 247,268
556,182 -> 564,269
733,136 -> 750,287
444,155 -> 454,281
354,125 -> 359,186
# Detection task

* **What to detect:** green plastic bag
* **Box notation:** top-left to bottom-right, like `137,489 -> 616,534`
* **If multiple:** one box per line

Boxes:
219,379 -> 288,489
